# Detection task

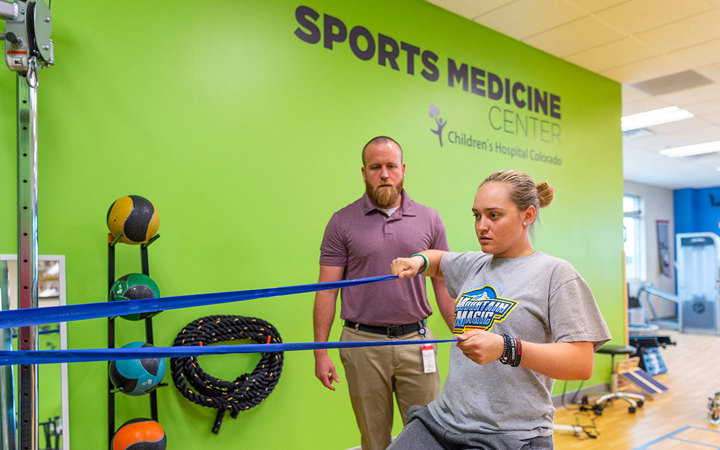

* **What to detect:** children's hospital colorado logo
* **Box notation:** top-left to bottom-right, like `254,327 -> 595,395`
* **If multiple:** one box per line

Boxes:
429,104 -> 447,147
453,285 -> 517,334
427,103 -> 563,167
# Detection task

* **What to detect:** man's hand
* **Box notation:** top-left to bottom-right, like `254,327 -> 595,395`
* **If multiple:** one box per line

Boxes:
314,351 -> 341,391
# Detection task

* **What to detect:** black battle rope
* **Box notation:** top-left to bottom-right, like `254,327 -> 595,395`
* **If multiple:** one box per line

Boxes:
170,315 -> 283,434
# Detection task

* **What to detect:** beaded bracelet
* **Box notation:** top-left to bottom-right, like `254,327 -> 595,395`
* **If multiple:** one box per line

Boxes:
499,334 -> 511,365
411,253 -> 429,274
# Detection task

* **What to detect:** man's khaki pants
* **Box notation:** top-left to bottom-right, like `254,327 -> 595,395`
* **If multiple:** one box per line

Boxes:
339,326 -> 441,450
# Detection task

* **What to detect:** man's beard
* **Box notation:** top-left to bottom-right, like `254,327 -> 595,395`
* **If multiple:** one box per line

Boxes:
366,181 -> 403,208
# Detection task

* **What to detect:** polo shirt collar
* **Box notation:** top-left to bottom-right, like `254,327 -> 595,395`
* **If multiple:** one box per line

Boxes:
362,190 -> 417,217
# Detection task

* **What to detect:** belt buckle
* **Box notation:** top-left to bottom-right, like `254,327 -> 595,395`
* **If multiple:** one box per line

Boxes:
386,325 -> 400,338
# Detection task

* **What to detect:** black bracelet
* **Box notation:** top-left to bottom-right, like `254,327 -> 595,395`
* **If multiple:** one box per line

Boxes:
508,335 -> 517,364
499,334 -> 522,367
512,337 -> 523,367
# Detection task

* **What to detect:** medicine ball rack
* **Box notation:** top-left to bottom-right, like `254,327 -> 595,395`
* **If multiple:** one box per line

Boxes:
107,232 -> 165,447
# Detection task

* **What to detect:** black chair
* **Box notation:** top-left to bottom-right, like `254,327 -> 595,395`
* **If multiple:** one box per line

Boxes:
590,344 -> 646,414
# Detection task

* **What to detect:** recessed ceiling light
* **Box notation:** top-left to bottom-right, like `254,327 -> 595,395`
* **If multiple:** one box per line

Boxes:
621,106 -> 693,131
659,140 -> 720,158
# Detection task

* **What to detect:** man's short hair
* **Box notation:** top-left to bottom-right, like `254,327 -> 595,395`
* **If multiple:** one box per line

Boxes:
362,136 -> 403,165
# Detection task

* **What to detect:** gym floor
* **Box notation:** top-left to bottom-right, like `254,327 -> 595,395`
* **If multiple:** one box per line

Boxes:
553,331 -> 720,449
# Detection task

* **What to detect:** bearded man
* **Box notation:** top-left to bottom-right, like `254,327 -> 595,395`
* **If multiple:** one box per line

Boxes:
313,136 -> 454,450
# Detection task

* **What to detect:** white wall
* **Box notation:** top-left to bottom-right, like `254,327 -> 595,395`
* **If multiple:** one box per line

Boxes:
624,180 -> 676,318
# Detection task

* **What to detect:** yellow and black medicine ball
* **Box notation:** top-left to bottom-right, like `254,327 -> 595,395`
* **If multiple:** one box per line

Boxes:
107,195 -> 159,244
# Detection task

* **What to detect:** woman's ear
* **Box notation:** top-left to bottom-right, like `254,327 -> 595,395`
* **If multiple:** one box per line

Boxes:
523,205 -> 537,226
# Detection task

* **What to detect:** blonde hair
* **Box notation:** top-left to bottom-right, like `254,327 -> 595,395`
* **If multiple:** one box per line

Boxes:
480,170 -> 555,216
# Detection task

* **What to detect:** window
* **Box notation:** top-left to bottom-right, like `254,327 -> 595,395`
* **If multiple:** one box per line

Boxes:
623,194 -> 645,280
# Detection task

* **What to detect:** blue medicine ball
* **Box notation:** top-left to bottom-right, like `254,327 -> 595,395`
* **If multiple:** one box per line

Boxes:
109,342 -> 166,396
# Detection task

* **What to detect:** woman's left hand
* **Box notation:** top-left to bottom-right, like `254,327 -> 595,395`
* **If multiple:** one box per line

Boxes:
456,329 -> 505,365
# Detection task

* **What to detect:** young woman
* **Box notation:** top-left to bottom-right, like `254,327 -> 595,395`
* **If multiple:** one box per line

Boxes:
389,169 -> 611,449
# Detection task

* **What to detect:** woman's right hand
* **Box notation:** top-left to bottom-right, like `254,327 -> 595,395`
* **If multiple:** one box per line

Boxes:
391,255 -> 425,279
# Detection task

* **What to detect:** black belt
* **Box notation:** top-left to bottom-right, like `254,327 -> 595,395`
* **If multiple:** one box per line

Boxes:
344,320 -> 426,338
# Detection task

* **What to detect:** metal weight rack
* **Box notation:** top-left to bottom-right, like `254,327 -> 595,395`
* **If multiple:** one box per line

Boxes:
107,232 -> 163,447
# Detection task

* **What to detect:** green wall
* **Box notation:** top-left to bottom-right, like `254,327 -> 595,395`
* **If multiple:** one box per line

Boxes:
0,1 -> 623,448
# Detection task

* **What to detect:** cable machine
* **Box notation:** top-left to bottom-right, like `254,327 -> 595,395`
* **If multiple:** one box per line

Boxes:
1,1 -> 54,448
676,232 -> 720,335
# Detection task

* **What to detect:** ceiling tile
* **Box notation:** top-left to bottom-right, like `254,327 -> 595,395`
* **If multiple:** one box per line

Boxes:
623,148 -> 720,189
685,99 -> 720,115
645,116 -> 709,134
524,16 -> 624,57
695,61 -> 720,82
662,38 -> 720,76
625,133 -> 685,150
634,10 -> 720,53
703,111 -> 720,125
622,85 -> 652,103
655,83 -> 720,107
601,53 -> 679,84
562,0 -> 629,14
595,0 -> 714,35
474,0 -> 586,40
621,97 -> 671,115
672,124 -> 720,143
566,37 -> 659,73
423,0 -> 515,19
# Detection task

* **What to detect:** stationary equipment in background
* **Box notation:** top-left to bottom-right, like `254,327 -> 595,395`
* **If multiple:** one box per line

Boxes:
636,284 -> 680,331
710,392 -> 720,425
628,335 -> 676,376
676,232 -> 720,335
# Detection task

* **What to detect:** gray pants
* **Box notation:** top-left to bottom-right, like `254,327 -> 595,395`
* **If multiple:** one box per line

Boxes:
388,405 -> 554,450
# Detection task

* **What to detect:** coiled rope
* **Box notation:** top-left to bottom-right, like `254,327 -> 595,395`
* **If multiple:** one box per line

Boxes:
170,315 -> 283,434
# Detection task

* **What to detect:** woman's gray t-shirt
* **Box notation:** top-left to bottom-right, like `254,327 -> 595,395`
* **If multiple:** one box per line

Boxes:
430,251 -> 612,439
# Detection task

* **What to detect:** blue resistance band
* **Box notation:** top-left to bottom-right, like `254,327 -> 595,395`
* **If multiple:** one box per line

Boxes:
0,338 -> 458,366
0,274 -> 397,329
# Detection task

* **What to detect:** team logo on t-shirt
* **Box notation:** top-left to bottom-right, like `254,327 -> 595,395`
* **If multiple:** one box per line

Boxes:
453,285 -> 517,334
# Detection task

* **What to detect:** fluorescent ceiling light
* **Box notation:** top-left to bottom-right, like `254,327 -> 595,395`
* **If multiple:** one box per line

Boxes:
660,140 -> 720,158
621,106 -> 694,131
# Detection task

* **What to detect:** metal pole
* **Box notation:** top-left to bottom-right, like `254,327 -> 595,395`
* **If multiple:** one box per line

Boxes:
0,281 -> 17,450
17,72 -> 39,450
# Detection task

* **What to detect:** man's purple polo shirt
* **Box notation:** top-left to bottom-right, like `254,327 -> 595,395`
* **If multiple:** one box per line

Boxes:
319,190 -> 449,326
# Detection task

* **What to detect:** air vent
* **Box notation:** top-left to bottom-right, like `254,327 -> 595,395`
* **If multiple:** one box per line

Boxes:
630,70 -> 713,96
623,128 -> 653,140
